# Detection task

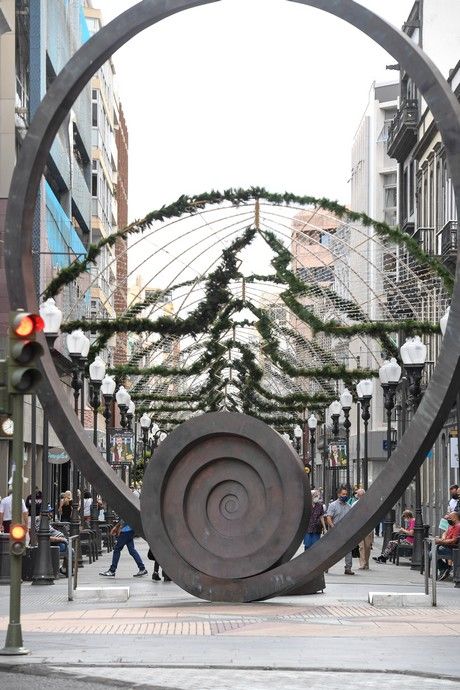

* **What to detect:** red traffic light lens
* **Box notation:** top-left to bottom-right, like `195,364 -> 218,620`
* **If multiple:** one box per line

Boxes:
13,314 -> 44,338
10,523 -> 26,541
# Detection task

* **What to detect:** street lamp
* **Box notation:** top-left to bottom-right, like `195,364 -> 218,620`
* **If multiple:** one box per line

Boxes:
89,356 -> 106,535
329,400 -> 342,496
356,379 -> 373,490
116,386 -> 131,429
101,375 -> 116,466
32,299 -> 63,585
126,400 -> 136,432
340,388 -> 353,492
379,357 -> 401,547
308,414 -> 317,487
293,424 -> 302,455
140,413 -> 151,476
401,336 -> 427,570
66,329 -> 90,554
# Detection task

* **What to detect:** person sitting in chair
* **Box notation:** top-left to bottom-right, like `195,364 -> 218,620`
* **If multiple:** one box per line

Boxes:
373,509 -> 415,564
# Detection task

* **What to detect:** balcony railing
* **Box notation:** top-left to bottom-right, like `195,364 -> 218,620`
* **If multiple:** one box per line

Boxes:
438,220 -> 458,271
387,98 -> 419,162
413,227 -> 435,256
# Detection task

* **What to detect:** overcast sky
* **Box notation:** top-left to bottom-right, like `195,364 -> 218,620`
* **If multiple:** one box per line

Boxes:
95,0 -> 415,222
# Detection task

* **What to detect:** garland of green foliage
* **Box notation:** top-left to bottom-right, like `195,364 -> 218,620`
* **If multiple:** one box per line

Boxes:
43,187 -> 453,300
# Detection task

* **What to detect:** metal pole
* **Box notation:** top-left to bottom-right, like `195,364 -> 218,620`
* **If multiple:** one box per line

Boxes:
70,363 -> 82,566
310,429 -> 315,488
407,364 -> 425,571
29,395 -> 37,547
322,413 -> 327,502
383,392 -> 395,548
0,395 -> 29,655
79,366 -> 85,525
343,408 -> 351,492
356,401 -> 361,489
89,382 -> 102,554
133,415 -> 138,487
32,409 -> 54,585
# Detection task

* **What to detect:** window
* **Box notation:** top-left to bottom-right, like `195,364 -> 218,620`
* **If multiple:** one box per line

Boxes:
383,172 -> 397,227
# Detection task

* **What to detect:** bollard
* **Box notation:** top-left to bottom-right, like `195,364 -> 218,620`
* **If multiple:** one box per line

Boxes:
0,534 -> 10,585
453,548 -> 460,588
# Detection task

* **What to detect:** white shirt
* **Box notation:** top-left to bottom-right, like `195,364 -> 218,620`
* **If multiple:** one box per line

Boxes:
83,497 -> 92,517
448,497 -> 458,512
0,495 -> 27,521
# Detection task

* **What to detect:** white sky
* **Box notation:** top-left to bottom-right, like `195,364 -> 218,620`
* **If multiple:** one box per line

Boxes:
95,0 -> 415,222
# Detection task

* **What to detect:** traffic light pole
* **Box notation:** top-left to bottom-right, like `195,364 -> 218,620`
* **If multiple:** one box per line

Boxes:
0,394 -> 28,655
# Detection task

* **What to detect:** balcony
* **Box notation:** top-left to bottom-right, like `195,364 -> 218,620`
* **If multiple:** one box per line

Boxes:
438,220 -> 458,272
387,99 -> 419,162
413,227 -> 435,256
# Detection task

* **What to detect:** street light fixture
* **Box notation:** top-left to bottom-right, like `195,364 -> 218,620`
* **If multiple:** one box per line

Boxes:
356,379 -> 373,490
340,388 -> 353,491
116,386 -> 131,429
329,400 -> 342,496
89,356 -> 106,535
307,414 -> 317,486
101,375 -> 116,466
400,336 -> 427,570
33,300 -> 64,585
293,424 -> 302,455
140,413 -> 151,475
379,357 -> 401,547
126,400 -> 136,432
66,329 -> 90,554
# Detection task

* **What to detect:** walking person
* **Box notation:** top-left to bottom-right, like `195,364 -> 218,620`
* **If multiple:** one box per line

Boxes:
0,489 -> 28,534
325,486 -> 355,575
100,519 -> 147,578
352,488 -> 373,569
303,489 -> 325,550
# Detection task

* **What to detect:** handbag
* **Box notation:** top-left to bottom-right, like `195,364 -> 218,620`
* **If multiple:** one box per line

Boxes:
352,545 -> 360,559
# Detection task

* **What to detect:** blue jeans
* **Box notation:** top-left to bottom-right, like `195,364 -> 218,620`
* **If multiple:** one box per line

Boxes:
110,530 -> 145,573
304,533 -> 321,550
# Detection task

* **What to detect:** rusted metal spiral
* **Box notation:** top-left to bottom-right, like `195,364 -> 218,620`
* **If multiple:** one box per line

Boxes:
141,412 -> 309,585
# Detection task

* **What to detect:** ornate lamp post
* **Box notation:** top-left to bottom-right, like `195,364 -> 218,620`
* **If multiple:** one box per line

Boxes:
329,400 -> 342,496
116,386 -> 131,429
293,424 -> 302,455
379,357 -> 401,548
356,379 -> 373,490
101,375 -> 116,465
126,400 -> 135,432
308,414 -> 317,487
140,413 -> 151,475
32,299 -> 62,585
89,356 -> 106,534
400,336 -> 427,570
66,329 -> 89,558
340,388 -> 353,492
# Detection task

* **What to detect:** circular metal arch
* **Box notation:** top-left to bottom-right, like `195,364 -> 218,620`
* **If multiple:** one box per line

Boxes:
4,0 -> 460,600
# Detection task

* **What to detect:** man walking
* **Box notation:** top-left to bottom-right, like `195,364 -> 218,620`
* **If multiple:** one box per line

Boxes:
100,519 -> 147,578
353,488 -> 373,569
0,489 -> 28,534
325,486 -> 355,575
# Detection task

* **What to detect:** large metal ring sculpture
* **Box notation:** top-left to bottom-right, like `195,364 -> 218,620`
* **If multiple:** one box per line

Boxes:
4,0 -> 460,601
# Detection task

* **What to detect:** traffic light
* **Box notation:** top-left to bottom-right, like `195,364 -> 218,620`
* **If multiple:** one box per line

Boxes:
9,523 -> 27,556
8,310 -> 45,395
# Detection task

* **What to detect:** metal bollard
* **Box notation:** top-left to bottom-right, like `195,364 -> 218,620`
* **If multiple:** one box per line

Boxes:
68,535 -> 79,602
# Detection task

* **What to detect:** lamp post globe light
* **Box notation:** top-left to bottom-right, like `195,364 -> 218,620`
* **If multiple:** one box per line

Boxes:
140,413 -> 151,476
440,306 -> 450,337
329,400 -> 342,496
116,385 -> 131,429
307,414 -> 317,486
66,329 -> 90,553
356,379 -> 373,490
379,357 -> 401,547
32,300 -> 63,584
340,388 -> 353,492
126,400 -> 136,433
293,424 -> 302,455
89,356 -> 106,535
401,337 -> 427,570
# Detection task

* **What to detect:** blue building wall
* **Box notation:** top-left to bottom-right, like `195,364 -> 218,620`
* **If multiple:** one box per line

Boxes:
29,0 -> 92,310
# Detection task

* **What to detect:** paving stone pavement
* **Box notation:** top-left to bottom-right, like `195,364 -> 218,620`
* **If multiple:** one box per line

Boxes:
0,536 -> 457,688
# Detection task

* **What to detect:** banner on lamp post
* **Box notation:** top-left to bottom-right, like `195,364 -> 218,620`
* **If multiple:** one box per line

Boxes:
450,436 -> 459,469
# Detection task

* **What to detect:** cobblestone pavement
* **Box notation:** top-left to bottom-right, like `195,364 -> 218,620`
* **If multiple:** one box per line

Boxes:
0,537 -> 457,688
